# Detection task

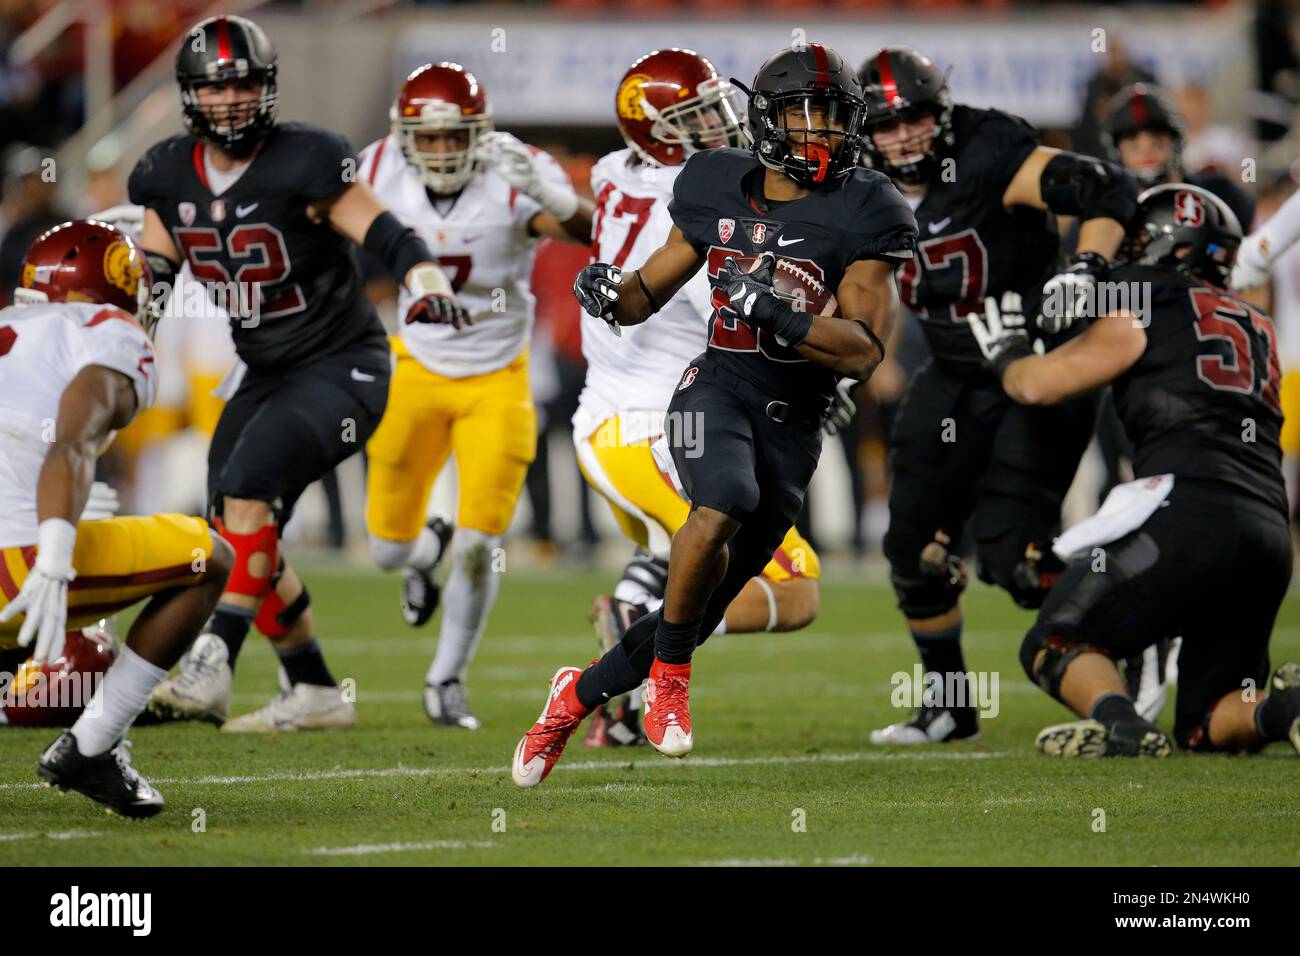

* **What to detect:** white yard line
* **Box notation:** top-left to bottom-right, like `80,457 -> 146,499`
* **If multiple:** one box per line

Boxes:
0,829 -> 106,842
308,839 -> 494,856
0,749 -> 1007,792
693,853 -> 875,867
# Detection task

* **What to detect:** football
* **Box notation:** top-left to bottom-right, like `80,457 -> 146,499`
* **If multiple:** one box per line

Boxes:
728,253 -> 840,317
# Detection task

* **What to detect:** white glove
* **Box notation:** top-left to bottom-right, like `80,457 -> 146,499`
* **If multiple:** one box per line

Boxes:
824,378 -> 858,436
80,481 -> 120,522
967,293 -> 1035,376
1230,232 -> 1271,291
476,131 -> 579,221
0,519 -> 77,663
1038,252 -> 1108,334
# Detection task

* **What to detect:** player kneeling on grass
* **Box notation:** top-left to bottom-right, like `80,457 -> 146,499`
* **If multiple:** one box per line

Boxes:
968,184 -> 1300,758
0,221 -> 232,816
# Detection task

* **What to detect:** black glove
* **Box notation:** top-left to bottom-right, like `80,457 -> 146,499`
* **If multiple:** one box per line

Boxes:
1038,251 -> 1109,334
406,293 -> 471,330
717,252 -> 813,347
573,263 -> 623,336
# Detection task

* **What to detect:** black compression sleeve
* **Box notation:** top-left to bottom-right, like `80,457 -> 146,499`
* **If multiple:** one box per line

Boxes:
363,210 -> 434,282
145,252 -> 179,309
1040,153 -> 1138,224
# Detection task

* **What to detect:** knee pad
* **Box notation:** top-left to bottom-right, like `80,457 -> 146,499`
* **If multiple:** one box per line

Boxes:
211,516 -> 279,601
885,526 -> 967,619
1021,624 -> 1112,701
977,535 -> 1065,610
369,534 -> 415,572
255,582 -> 311,639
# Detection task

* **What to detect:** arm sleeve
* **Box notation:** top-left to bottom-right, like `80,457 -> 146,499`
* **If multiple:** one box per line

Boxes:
846,178 -> 919,265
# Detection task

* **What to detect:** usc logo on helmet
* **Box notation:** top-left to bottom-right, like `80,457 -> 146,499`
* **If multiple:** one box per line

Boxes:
103,239 -> 143,298
617,73 -> 653,121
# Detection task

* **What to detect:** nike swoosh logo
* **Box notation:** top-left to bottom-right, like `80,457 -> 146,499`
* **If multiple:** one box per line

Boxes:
928,217 -> 952,234
350,368 -> 376,382
775,236 -> 804,247
461,234 -> 484,243
236,203 -> 259,218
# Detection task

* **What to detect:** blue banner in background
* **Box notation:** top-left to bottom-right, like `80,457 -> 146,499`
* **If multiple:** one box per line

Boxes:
394,13 -> 1246,127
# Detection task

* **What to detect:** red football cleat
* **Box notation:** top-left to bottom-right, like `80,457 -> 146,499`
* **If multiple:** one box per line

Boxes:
511,666 -> 592,787
644,658 -> 693,757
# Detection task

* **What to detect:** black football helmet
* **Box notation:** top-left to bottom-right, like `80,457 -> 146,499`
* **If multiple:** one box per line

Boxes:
1120,183 -> 1242,287
736,43 -> 866,190
1102,83 -> 1185,186
176,15 -> 278,157
857,47 -> 954,186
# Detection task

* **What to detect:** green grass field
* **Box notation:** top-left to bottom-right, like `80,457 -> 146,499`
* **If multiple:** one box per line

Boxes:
1,564 -> 1297,866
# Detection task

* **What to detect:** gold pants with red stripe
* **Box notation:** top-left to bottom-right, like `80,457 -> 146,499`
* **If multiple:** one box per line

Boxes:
574,415 -> 820,583
0,515 -> 215,648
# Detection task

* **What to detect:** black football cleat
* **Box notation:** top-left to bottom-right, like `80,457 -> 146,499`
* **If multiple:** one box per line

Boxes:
1267,662 -> 1300,755
1035,718 -> 1172,758
869,705 -> 980,745
400,516 -> 455,628
37,732 -> 164,818
584,595 -> 649,748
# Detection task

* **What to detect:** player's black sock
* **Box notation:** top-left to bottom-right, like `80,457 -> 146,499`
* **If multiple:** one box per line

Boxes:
207,604 -> 255,672
1091,692 -> 1142,727
576,612 -> 658,710
912,622 -> 965,704
654,615 -> 703,665
1254,689 -> 1299,741
277,638 -> 335,687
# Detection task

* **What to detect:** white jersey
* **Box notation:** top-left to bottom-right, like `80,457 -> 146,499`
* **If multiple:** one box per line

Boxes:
359,134 -> 567,379
573,149 -> 714,445
0,301 -> 158,547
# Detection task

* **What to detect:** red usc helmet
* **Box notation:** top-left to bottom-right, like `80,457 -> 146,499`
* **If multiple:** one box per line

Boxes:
15,220 -> 152,327
390,62 -> 493,194
3,623 -> 117,728
615,49 -> 746,167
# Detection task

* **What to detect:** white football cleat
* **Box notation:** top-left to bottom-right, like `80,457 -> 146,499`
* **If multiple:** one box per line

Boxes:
147,633 -> 231,724
221,682 -> 356,733
424,679 -> 481,730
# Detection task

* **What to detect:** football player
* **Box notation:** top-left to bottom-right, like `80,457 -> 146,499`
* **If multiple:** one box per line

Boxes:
132,16 -> 464,731
575,48 -> 824,747
968,184 -> 1300,757
357,63 -> 592,729
0,220 -> 233,816
1102,83 -> 1254,230
511,43 -> 916,786
857,47 -> 1137,745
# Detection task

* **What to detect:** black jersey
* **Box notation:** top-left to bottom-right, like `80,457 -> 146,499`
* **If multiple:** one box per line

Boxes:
128,122 -> 385,370
668,147 -> 916,404
1110,263 -> 1285,514
900,106 -> 1058,377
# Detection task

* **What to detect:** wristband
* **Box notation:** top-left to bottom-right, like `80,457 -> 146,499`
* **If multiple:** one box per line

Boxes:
36,518 -> 77,572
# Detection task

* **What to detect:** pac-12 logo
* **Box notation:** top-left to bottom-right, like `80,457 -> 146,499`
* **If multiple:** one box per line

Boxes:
717,218 -> 735,243
678,366 -> 699,390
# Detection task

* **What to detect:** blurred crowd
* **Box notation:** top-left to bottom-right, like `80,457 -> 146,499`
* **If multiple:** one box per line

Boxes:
5,0 -> 1300,561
